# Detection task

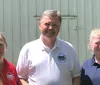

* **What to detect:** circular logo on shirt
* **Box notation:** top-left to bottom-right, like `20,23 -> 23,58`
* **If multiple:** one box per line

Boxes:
57,53 -> 66,63
6,72 -> 14,81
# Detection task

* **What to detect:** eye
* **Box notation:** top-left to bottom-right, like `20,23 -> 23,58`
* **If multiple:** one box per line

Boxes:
45,23 -> 50,27
0,43 -> 4,48
52,24 -> 57,27
95,42 -> 100,46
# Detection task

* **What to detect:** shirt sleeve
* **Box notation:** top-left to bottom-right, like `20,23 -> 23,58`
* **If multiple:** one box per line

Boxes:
72,50 -> 81,77
68,47 -> 81,78
16,44 -> 29,80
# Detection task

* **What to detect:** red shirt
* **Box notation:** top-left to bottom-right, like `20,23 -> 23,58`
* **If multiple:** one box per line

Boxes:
0,58 -> 18,85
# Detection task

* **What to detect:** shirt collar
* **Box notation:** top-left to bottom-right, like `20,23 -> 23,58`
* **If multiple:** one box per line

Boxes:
91,54 -> 100,66
90,54 -> 95,66
39,36 -> 60,51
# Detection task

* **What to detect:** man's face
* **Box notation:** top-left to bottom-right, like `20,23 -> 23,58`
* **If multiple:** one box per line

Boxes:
90,35 -> 100,56
0,35 -> 6,56
39,16 -> 61,38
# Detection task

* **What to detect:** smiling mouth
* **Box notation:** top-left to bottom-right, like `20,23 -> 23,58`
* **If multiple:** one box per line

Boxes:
49,31 -> 55,34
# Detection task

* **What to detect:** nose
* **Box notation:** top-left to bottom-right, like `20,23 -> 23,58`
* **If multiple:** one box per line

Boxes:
48,25 -> 53,30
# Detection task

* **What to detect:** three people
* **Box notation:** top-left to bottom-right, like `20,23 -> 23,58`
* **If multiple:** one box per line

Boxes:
81,28 -> 100,85
16,9 -> 81,85
0,32 -> 19,85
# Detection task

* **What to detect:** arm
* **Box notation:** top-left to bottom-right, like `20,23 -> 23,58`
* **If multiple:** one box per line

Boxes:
72,76 -> 80,85
18,78 -> 29,85
16,44 -> 29,85
71,48 -> 80,85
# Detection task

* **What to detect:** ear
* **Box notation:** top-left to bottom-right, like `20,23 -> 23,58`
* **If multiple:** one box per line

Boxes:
88,41 -> 92,51
38,22 -> 41,29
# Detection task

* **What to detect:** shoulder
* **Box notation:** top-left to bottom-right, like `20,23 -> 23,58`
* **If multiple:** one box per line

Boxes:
4,59 -> 18,84
57,39 -> 77,59
4,58 -> 16,69
23,39 -> 39,48
81,58 -> 92,69
20,39 -> 39,52
58,38 -> 75,50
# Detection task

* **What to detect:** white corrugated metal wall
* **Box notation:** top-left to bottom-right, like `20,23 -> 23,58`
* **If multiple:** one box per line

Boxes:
0,0 -> 100,65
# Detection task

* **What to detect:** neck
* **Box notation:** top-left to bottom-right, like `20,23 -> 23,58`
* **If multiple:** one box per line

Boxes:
0,57 -> 4,72
41,36 -> 56,49
95,56 -> 100,64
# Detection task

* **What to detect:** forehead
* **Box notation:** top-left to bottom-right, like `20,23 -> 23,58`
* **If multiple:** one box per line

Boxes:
93,35 -> 100,39
92,35 -> 100,42
40,16 -> 60,23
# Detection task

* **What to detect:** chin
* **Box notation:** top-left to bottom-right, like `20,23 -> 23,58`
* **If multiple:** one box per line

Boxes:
47,34 -> 56,38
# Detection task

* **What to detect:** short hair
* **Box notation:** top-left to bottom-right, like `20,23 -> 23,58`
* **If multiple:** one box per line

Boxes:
89,28 -> 100,42
40,9 -> 62,23
0,32 -> 7,47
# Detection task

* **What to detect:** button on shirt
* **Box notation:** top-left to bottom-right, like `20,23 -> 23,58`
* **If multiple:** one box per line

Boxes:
16,38 -> 80,85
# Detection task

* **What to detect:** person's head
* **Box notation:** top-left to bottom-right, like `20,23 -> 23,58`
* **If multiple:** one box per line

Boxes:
39,9 -> 62,39
89,28 -> 100,56
0,32 -> 7,57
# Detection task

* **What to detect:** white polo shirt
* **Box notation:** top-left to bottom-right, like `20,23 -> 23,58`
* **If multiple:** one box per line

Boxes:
16,38 -> 80,85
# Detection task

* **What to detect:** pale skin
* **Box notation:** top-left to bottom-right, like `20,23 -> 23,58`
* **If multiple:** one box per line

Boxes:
19,15 -> 80,85
18,79 -> 29,85
72,77 -> 80,85
39,16 -> 61,49
89,35 -> 100,64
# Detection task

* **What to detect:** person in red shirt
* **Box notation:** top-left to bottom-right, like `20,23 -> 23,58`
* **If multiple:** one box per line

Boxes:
0,32 -> 19,85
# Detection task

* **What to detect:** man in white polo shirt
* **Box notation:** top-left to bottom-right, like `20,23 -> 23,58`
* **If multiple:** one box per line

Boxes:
16,9 -> 80,85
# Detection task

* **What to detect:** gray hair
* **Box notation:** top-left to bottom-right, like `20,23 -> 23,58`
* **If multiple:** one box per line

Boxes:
88,28 -> 100,50
40,10 -> 62,23
89,28 -> 100,42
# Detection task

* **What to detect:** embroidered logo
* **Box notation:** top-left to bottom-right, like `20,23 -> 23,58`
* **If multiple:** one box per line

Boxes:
57,53 -> 66,63
6,72 -> 14,81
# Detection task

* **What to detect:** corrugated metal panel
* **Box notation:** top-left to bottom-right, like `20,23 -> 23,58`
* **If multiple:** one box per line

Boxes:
77,0 -> 87,64
0,0 -> 3,32
1,0 -> 100,65
3,0 -> 13,62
